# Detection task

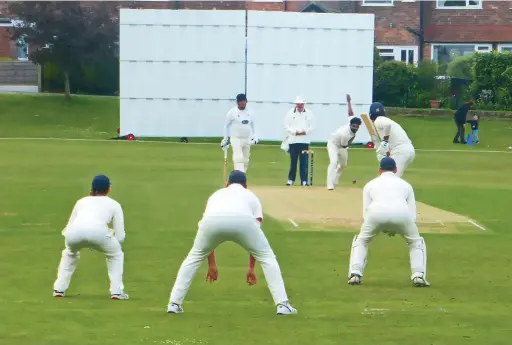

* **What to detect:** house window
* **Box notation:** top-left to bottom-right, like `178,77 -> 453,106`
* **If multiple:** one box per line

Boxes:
377,46 -> 418,65
436,0 -> 482,9
498,44 -> 512,53
362,0 -> 393,6
17,36 -> 28,61
431,44 -> 491,64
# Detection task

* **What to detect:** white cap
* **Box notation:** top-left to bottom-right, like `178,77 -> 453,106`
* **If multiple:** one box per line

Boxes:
294,96 -> 305,104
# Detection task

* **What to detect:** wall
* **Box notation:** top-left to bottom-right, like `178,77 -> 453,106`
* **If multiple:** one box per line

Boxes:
0,61 -> 38,85
424,0 -> 512,42
356,0 -> 420,46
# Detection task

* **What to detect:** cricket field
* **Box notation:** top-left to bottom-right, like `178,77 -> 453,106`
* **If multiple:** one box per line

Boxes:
0,94 -> 511,345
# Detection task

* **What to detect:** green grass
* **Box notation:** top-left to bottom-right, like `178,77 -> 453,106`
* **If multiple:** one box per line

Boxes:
0,94 -> 512,345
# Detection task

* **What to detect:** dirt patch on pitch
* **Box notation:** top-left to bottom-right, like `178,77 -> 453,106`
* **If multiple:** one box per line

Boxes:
252,186 -> 473,233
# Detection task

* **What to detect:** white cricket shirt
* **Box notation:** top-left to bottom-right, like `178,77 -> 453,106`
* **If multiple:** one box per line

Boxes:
362,172 -> 416,221
203,184 -> 263,219
64,196 -> 125,242
284,107 -> 315,144
224,106 -> 256,139
374,116 -> 413,150
329,124 -> 355,148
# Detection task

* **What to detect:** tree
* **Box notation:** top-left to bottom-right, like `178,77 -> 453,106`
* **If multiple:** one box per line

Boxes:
8,1 -> 119,99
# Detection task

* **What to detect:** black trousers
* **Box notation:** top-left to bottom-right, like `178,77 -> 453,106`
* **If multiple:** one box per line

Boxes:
288,143 -> 309,183
453,121 -> 466,142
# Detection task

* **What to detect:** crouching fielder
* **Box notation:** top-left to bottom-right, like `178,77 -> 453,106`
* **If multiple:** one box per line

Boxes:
221,93 -> 258,173
326,94 -> 361,190
53,175 -> 128,299
167,170 -> 297,315
370,102 -> 415,177
348,157 -> 429,287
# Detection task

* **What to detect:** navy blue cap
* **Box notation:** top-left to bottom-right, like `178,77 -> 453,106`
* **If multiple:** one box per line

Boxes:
228,170 -> 247,185
380,157 -> 397,171
369,102 -> 385,120
236,93 -> 247,102
92,174 -> 111,192
350,117 -> 362,125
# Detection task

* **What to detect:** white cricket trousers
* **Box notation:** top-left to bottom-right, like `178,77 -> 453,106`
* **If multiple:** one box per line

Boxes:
53,227 -> 125,295
169,215 -> 289,305
349,202 -> 427,280
326,141 -> 348,189
390,143 -> 415,177
230,137 -> 252,172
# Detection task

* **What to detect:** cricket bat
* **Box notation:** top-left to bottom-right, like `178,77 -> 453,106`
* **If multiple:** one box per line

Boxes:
222,145 -> 229,185
361,113 -> 381,145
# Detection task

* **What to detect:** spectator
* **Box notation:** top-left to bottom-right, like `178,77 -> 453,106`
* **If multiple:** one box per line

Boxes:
453,100 -> 472,144
466,113 -> 480,144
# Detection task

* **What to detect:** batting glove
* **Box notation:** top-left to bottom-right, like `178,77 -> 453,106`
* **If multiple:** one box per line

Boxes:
376,141 -> 389,156
220,137 -> 230,148
251,137 -> 259,145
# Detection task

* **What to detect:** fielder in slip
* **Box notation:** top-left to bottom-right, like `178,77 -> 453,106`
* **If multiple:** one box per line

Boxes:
326,94 -> 362,190
348,157 -> 429,287
53,175 -> 129,300
167,170 -> 297,315
369,102 -> 415,177
221,93 -> 259,173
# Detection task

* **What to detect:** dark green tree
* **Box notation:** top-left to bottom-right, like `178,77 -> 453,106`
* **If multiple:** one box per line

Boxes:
8,1 -> 119,99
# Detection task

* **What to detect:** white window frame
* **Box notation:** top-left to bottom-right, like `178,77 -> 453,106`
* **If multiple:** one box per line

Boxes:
436,0 -> 483,10
431,43 -> 492,62
16,36 -> 29,61
377,45 -> 418,65
498,44 -> 512,53
362,0 -> 394,6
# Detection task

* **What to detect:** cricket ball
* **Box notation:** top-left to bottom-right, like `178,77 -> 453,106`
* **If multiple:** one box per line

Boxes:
352,179 -> 357,184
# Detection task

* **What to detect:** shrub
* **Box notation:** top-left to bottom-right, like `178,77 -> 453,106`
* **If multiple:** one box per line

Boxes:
447,54 -> 474,80
373,60 -> 413,107
471,52 -> 512,110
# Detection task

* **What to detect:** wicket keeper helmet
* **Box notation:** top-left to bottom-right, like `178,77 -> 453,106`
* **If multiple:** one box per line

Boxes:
369,102 -> 385,121
236,93 -> 247,102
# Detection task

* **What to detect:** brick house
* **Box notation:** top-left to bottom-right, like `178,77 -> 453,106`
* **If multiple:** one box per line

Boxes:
1,0 -> 511,66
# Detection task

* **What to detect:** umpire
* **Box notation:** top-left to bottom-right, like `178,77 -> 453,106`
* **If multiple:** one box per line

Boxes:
283,97 -> 315,186
453,100 -> 472,144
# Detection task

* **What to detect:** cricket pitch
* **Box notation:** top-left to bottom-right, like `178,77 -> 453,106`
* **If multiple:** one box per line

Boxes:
251,186 -> 476,233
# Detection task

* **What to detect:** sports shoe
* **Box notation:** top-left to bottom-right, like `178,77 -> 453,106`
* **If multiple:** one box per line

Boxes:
167,302 -> 184,314
276,301 -> 297,315
53,290 -> 65,297
412,277 -> 430,287
111,293 -> 130,300
348,274 -> 362,285
302,181 -> 308,186
286,180 -> 294,186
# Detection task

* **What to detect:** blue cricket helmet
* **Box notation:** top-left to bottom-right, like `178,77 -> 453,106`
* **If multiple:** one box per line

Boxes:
369,102 -> 385,120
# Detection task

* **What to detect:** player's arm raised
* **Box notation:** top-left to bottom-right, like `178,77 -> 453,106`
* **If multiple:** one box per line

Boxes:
347,94 -> 354,117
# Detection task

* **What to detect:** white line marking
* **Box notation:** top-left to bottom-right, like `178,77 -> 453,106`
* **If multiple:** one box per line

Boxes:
0,137 -> 510,153
468,219 -> 486,231
288,218 -> 299,228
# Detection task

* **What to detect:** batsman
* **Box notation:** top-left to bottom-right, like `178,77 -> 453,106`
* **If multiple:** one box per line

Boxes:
369,102 -> 415,177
